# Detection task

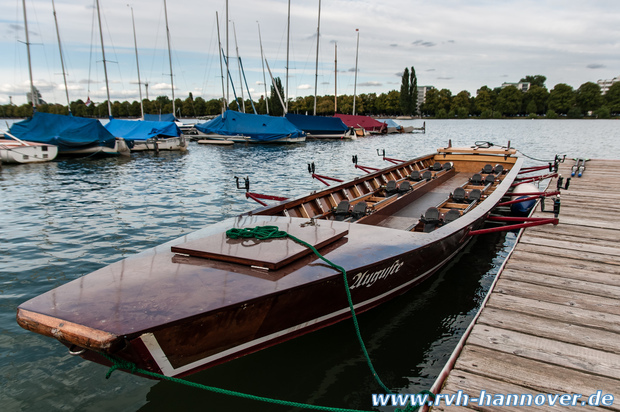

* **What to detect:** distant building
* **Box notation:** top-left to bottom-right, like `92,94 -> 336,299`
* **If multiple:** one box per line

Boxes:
501,82 -> 531,92
417,86 -> 435,110
597,76 -> 619,94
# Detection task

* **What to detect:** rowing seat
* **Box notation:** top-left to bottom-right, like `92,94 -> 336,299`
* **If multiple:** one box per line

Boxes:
484,174 -> 496,185
385,180 -> 398,195
482,164 -> 494,174
443,209 -> 461,224
422,170 -> 433,181
452,187 -> 467,203
468,189 -> 481,202
494,164 -> 504,174
409,170 -> 421,181
351,201 -> 368,220
398,180 -> 412,193
443,162 -> 453,170
470,173 -> 483,185
334,200 -> 350,221
421,207 -> 441,232
432,162 -> 442,171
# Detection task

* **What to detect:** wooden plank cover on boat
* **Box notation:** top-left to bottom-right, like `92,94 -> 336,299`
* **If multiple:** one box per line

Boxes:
171,223 -> 349,270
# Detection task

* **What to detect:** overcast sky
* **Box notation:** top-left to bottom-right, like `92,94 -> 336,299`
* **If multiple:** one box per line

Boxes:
2,0 -> 619,106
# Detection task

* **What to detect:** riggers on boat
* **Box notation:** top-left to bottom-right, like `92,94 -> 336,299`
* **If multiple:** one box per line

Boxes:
17,144 -> 525,378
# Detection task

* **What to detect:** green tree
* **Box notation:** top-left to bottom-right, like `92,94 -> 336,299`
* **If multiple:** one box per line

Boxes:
605,82 -> 620,115
496,86 -> 522,116
474,86 -> 496,116
522,85 -> 549,115
420,88 -> 438,116
451,90 -> 471,116
575,82 -> 604,115
410,66 -> 418,115
520,75 -> 546,88
399,67 -> 411,115
548,83 -> 575,115
436,89 -> 452,113
398,66 -> 417,116
269,77 -> 285,116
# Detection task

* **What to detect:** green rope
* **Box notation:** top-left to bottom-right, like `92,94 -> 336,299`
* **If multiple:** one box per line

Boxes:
100,225 -> 434,412
227,226 -> 391,393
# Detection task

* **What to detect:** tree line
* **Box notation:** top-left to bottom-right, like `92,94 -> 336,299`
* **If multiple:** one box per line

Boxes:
1,74 -> 618,119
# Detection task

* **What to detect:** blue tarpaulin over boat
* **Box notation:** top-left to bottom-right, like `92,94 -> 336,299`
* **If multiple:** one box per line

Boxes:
195,110 -> 305,142
284,113 -> 348,135
9,112 -> 118,151
105,119 -> 181,143
143,113 -> 178,122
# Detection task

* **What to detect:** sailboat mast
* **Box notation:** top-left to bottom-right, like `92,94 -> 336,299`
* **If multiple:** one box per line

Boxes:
285,0 -> 290,113
313,0 -> 321,116
21,0 -> 35,113
334,42 -> 337,113
163,0 -> 175,117
216,12 -> 226,113
95,0 -> 112,118
352,28 -> 359,116
129,5 -> 144,119
51,0 -> 70,113
257,21 -> 269,115
233,22 -> 244,113
226,0 -> 229,106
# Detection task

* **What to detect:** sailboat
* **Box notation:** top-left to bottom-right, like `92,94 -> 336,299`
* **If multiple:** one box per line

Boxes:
1,0 -> 58,164
104,1 -> 186,152
8,0 -> 128,158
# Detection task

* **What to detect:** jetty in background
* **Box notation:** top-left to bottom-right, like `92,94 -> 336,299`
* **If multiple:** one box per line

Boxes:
430,158 -> 620,410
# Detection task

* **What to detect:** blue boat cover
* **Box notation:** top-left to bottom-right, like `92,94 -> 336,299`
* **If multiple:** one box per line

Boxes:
195,110 -> 305,142
105,119 -> 181,143
9,112 -> 118,151
143,113 -> 178,122
285,113 -> 348,134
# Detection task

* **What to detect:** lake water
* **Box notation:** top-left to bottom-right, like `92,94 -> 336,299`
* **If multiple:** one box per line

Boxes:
1,119 -> 618,411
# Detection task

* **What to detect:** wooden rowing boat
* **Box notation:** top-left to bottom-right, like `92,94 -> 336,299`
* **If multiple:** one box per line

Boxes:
17,144 -> 522,378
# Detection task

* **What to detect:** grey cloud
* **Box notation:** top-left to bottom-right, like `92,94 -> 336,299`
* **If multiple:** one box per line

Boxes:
587,64 -> 605,69
412,40 -> 436,47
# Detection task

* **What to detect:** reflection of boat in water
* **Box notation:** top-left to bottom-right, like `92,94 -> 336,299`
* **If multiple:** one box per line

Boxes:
18,143 -> 532,379
9,112 -> 129,156
0,131 -> 58,164
194,110 -> 306,144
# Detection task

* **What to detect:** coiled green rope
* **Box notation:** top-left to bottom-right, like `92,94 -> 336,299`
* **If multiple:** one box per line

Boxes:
102,225 -> 434,412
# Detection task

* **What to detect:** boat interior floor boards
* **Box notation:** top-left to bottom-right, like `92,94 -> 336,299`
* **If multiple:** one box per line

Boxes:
376,172 -> 471,230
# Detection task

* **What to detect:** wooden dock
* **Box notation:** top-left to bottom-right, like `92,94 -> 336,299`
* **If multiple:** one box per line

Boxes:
430,159 -> 620,411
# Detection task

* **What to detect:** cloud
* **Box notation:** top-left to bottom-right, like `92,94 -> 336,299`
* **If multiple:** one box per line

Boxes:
587,64 -> 605,69
390,44 -> 398,47
437,77 -> 453,80
426,69 -> 435,72
358,81 -> 382,87
348,68 -> 358,72
412,40 -> 436,47
297,84 -> 311,90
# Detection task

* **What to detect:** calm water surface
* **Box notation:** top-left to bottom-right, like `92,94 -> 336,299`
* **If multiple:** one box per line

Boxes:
1,119 -> 618,411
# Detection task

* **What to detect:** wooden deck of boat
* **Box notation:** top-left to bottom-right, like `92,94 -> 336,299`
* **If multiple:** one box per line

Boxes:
431,159 -> 620,411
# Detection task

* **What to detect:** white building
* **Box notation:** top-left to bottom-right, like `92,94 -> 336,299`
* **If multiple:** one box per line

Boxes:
501,82 -> 531,92
597,76 -> 619,94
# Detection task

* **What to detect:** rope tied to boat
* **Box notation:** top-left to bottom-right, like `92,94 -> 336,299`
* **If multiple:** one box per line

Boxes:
225,226 -> 395,396
99,226 -> 434,411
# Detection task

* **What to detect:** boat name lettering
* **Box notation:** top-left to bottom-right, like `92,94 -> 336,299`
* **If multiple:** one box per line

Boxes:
349,260 -> 405,289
